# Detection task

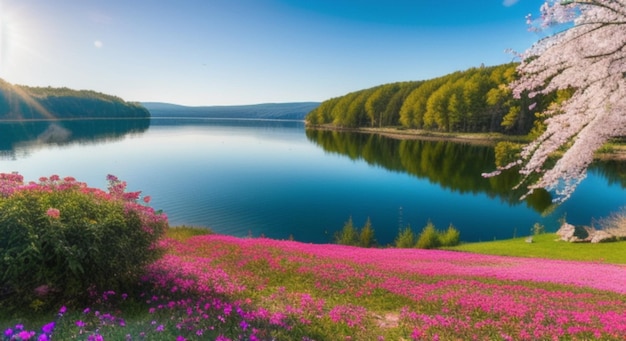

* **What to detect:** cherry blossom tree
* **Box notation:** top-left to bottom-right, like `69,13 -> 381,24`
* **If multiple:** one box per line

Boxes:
487,0 -> 626,203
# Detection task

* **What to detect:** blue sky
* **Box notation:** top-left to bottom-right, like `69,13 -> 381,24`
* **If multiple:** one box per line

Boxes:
0,0 -> 545,106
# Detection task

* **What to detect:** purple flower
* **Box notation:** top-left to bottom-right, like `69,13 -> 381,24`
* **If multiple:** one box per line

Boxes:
87,334 -> 104,341
76,320 -> 86,328
58,306 -> 67,316
4,328 -> 13,337
240,320 -> 249,331
41,322 -> 55,334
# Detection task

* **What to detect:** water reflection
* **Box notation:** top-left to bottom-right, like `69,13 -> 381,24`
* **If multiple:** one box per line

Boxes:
0,119 -> 150,159
306,128 -> 554,213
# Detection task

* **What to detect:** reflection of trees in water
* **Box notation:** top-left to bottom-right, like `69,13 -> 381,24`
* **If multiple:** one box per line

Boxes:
306,128 -> 553,213
590,161 -> 626,188
0,119 -> 150,159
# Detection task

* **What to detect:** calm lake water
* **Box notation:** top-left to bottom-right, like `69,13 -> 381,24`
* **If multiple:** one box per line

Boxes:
2,118 -> 626,244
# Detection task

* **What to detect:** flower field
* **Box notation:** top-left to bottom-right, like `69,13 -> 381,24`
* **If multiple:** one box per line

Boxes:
5,233 -> 626,340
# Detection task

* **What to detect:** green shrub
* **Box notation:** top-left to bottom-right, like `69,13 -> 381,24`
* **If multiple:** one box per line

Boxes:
416,221 -> 441,249
358,217 -> 376,248
335,216 -> 359,246
394,225 -> 416,248
335,217 -> 378,247
0,174 -> 168,312
440,224 -> 461,247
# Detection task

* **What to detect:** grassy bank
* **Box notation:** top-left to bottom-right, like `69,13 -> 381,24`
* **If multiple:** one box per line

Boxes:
305,124 -> 521,146
446,233 -> 626,264
3,227 -> 626,340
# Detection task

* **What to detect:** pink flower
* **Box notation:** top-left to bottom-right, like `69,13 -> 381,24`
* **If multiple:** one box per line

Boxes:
46,208 -> 60,219
143,195 -> 151,204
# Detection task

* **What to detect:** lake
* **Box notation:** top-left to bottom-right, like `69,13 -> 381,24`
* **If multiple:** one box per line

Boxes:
2,118 -> 626,245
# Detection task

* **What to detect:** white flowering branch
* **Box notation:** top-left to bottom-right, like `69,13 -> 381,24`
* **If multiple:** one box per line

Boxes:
485,0 -> 626,203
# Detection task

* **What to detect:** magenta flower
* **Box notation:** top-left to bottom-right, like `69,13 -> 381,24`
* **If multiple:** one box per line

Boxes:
87,334 -> 104,341
41,322 -> 55,334
240,320 -> 249,331
4,328 -> 13,338
17,330 -> 35,340
46,208 -> 60,219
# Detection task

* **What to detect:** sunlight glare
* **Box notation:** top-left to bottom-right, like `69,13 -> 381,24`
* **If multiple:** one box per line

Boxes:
0,0 -> 48,81
0,0 -> 9,75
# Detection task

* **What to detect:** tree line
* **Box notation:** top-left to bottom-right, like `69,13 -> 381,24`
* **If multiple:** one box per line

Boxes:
306,63 -> 554,135
334,216 -> 460,249
0,78 -> 149,120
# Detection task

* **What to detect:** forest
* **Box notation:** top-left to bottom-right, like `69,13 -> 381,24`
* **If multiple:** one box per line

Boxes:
306,63 -> 556,135
0,78 -> 149,120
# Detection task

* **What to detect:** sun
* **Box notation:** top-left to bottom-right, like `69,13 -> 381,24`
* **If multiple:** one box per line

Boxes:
0,0 -> 40,79
0,0 -> 16,76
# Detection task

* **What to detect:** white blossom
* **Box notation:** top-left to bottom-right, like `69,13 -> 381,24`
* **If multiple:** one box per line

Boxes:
492,0 -> 626,203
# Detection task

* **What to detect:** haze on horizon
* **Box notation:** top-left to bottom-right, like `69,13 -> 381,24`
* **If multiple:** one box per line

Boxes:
0,0 -> 545,106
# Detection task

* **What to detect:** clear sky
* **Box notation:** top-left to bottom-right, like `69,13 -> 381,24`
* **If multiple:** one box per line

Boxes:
0,0 -> 546,106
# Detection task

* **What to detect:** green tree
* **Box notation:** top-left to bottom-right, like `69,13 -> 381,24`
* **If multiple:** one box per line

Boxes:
440,224 -> 461,246
416,221 -> 441,249
400,75 -> 456,129
331,92 -> 359,127
424,82 -> 453,130
335,216 -> 359,246
394,225 -> 416,248
358,217 -> 376,248
365,84 -> 398,127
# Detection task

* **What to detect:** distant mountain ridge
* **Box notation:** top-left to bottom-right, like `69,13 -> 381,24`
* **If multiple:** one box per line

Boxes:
143,102 -> 320,121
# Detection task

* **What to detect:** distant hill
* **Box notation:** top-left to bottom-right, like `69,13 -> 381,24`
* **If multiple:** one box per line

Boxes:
143,102 -> 320,121
0,78 -> 149,121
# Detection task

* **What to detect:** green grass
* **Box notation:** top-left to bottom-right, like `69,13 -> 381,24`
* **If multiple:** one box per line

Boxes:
446,233 -> 626,264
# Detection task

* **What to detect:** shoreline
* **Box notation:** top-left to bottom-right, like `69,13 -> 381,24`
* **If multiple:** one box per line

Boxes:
305,124 -> 626,160
305,124 -> 528,146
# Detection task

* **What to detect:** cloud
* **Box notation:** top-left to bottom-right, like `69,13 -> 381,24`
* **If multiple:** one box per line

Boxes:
94,40 -> 103,48
503,0 -> 519,6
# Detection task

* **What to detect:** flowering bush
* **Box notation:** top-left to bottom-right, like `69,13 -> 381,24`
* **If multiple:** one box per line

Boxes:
0,173 -> 168,312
